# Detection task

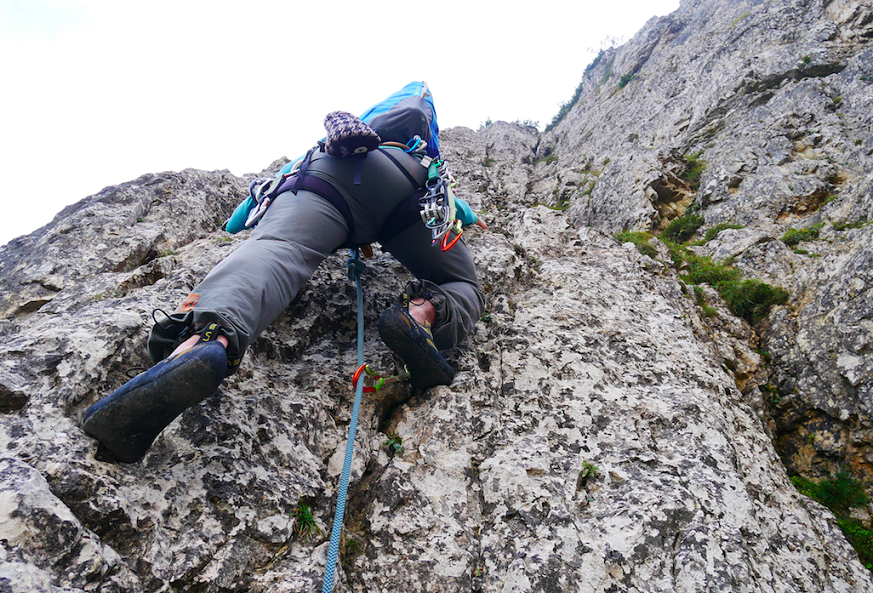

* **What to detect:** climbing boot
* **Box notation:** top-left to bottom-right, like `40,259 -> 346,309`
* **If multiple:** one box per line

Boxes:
82,331 -> 227,463
378,304 -> 454,390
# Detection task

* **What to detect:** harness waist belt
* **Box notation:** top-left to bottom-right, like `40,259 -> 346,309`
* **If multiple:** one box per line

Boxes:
275,157 -> 427,250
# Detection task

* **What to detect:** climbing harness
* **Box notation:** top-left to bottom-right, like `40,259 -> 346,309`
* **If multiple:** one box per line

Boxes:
419,159 -> 463,251
236,136 -> 464,253
321,249 -> 406,592
242,140 -> 433,251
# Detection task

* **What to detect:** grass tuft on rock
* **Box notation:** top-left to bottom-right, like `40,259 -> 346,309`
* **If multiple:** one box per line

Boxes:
618,213 -> 789,325
614,231 -> 658,259
669,241 -> 787,325
682,152 -> 706,191
781,223 -> 824,247
793,471 -> 873,570
661,213 -> 705,243
703,223 -> 744,242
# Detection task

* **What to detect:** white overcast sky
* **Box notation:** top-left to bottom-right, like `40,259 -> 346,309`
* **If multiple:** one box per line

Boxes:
0,0 -> 681,246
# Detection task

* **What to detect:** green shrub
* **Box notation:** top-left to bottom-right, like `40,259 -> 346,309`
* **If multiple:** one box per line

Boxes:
581,460 -> 600,479
546,77 -> 587,132
618,72 -> 635,88
545,199 -> 571,212
703,223 -> 744,242
666,242 -> 788,325
535,154 -> 558,165
781,223 -> 823,247
692,286 -> 718,317
833,220 -> 870,231
599,55 -> 616,85
291,502 -> 323,540
681,251 -> 743,286
793,471 -> 873,569
839,520 -> 873,569
661,213 -> 705,243
585,49 -> 605,75
792,471 -> 869,513
718,279 -> 789,325
614,231 -> 658,259
682,152 -> 706,191
516,118 -> 539,129
384,434 -> 404,456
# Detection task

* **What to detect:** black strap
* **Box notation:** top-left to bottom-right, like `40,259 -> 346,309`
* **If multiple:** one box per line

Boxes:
292,146 -> 319,193
277,147 -> 428,249
373,148 -> 429,245
379,148 -> 423,191
377,187 -> 427,245
354,154 -> 365,186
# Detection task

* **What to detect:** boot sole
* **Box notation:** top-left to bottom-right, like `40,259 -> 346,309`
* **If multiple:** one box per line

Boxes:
82,342 -> 226,463
378,307 -> 454,390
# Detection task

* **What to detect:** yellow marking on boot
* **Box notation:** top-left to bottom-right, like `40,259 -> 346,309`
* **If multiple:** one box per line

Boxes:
202,322 -> 219,342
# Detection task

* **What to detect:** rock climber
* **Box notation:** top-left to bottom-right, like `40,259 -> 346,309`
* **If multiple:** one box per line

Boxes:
81,95 -> 486,464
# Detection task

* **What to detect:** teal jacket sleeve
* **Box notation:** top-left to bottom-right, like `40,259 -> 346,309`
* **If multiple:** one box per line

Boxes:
225,196 -> 255,234
225,158 -> 304,234
454,198 -> 479,227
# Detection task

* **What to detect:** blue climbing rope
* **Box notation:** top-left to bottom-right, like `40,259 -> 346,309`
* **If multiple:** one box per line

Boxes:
321,249 -> 368,593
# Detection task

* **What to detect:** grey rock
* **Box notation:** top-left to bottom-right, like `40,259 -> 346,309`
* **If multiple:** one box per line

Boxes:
0,457 -> 136,591
533,0 -> 873,488
2,0 -> 873,591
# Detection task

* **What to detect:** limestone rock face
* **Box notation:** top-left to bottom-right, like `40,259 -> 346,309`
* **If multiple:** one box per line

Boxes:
534,0 -> 873,485
2,0 -> 873,591
0,169 -> 245,323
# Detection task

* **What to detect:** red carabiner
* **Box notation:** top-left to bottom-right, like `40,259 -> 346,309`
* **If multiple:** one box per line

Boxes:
351,364 -> 378,393
440,224 -> 462,251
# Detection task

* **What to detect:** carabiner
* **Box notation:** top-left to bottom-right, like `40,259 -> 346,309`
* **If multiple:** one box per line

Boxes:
439,225 -> 462,251
351,364 -> 410,393
351,364 -> 381,393
352,364 -> 371,389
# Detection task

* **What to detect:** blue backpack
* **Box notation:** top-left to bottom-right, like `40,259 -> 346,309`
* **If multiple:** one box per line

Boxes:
360,80 -> 440,160
226,81 -> 441,234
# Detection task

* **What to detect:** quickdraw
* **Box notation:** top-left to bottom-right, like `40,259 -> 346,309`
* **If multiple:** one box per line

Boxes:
419,159 -> 463,251
351,364 -> 411,393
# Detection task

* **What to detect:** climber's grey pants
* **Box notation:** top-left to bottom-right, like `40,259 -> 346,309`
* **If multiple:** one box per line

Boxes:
148,151 -> 483,368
